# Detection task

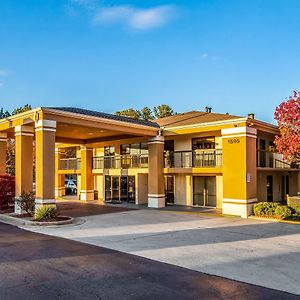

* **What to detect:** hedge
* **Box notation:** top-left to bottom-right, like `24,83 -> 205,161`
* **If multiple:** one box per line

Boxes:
0,175 -> 15,210
254,202 -> 300,220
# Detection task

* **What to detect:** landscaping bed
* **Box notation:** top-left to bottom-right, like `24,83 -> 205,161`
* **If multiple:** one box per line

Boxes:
253,201 -> 300,223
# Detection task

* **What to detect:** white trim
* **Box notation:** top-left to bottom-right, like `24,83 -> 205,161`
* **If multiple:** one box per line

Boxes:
14,132 -> 34,137
148,193 -> 165,198
222,134 -> 257,139
221,126 -> 257,136
35,128 -> 56,132
15,125 -> 34,135
148,141 -> 165,145
148,136 -> 165,145
222,198 -> 257,204
35,120 -> 56,133
35,120 -> 57,128
166,117 -> 248,130
0,138 -> 7,142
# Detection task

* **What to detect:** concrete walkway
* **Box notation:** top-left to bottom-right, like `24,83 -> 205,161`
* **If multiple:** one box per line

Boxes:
24,209 -> 300,296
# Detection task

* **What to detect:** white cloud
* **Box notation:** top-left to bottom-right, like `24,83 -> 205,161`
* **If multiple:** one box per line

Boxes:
201,53 -> 208,59
69,0 -> 178,31
92,5 -> 177,30
0,82 -> 4,87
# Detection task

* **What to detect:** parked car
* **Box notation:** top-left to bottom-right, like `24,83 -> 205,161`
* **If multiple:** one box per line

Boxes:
65,180 -> 77,195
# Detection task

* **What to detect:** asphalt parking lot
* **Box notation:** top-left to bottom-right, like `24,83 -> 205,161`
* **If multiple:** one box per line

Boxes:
0,221 -> 297,299
26,207 -> 300,296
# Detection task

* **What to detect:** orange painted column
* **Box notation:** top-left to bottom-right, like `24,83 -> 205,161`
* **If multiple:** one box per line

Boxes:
35,120 -> 57,208
0,133 -> 7,175
55,148 -> 65,198
221,126 -> 257,218
15,125 -> 34,197
80,146 -> 94,201
147,136 -> 165,208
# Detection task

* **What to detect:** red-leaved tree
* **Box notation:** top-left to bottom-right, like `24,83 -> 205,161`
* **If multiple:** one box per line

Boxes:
274,91 -> 300,163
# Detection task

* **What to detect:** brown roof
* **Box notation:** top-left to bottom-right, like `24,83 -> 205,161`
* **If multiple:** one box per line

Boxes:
156,111 -> 242,127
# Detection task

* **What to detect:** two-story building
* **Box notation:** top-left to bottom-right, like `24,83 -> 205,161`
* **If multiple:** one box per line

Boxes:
0,107 -> 298,218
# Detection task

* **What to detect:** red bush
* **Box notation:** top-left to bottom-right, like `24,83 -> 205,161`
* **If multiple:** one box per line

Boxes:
0,175 -> 15,210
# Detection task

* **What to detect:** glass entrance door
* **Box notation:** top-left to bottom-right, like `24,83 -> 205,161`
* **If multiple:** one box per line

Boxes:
193,176 -> 216,207
105,175 -> 135,203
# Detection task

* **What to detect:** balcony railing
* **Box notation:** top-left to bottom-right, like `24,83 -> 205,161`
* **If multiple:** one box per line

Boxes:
165,150 -> 222,168
93,154 -> 149,169
59,158 -> 81,170
257,150 -> 298,169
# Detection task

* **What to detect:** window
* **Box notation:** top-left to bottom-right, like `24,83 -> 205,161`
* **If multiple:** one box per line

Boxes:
192,137 -> 215,150
104,146 -> 115,156
120,142 -> 148,155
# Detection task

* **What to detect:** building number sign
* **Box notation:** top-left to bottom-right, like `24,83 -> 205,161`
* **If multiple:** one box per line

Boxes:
227,138 -> 240,144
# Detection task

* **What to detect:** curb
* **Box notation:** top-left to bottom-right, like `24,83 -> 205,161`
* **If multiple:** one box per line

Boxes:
248,215 -> 300,225
0,213 -> 74,227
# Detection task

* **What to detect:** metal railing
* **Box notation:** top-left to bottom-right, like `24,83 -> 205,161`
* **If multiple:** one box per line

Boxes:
257,150 -> 298,169
93,154 -> 149,169
164,150 -> 222,168
59,158 -> 81,170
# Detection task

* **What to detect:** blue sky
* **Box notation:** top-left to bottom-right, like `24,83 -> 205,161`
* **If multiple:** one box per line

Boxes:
0,0 -> 300,123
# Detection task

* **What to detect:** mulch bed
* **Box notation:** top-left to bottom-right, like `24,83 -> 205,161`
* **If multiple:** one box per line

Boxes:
254,215 -> 282,220
0,207 -> 14,214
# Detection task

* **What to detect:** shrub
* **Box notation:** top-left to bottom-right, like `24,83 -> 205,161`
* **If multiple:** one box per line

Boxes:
34,205 -> 57,222
253,202 -> 279,216
18,192 -> 35,216
290,204 -> 300,214
275,205 -> 293,219
0,175 -> 15,210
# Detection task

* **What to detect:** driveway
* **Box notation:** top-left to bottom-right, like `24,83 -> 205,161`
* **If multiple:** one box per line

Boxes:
24,208 -> 300,296
1,222 -> 295,300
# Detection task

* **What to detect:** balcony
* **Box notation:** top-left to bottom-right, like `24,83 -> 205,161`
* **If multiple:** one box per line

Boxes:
59,158 -> 81,170
93,154 -> 149,169
257,150 -> 298,169
165,150 -> 222,168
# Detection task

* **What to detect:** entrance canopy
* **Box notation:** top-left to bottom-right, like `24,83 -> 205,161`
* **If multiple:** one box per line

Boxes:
0,107 -> 159,144
0,107 -> 160,208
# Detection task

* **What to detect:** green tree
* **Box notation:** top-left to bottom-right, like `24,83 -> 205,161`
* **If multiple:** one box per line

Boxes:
115,108 -> 141,120
153,104 -> 174,119
0,108 -> 10,118
12,104 -> 32,115
0,104 -> 33,175
140,107 -> 154,120
115,105 -> 175,120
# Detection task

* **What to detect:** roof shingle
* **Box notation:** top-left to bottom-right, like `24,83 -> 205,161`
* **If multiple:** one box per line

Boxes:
44,107 -> 160,128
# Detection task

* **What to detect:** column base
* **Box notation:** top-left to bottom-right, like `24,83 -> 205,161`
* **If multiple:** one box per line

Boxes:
222,198 -> 257,218
80,190 -> 95,201
55,187 -> 65,198
35,199 -> 56,211
14,197 -> 26,215
148,194 -> 165,208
